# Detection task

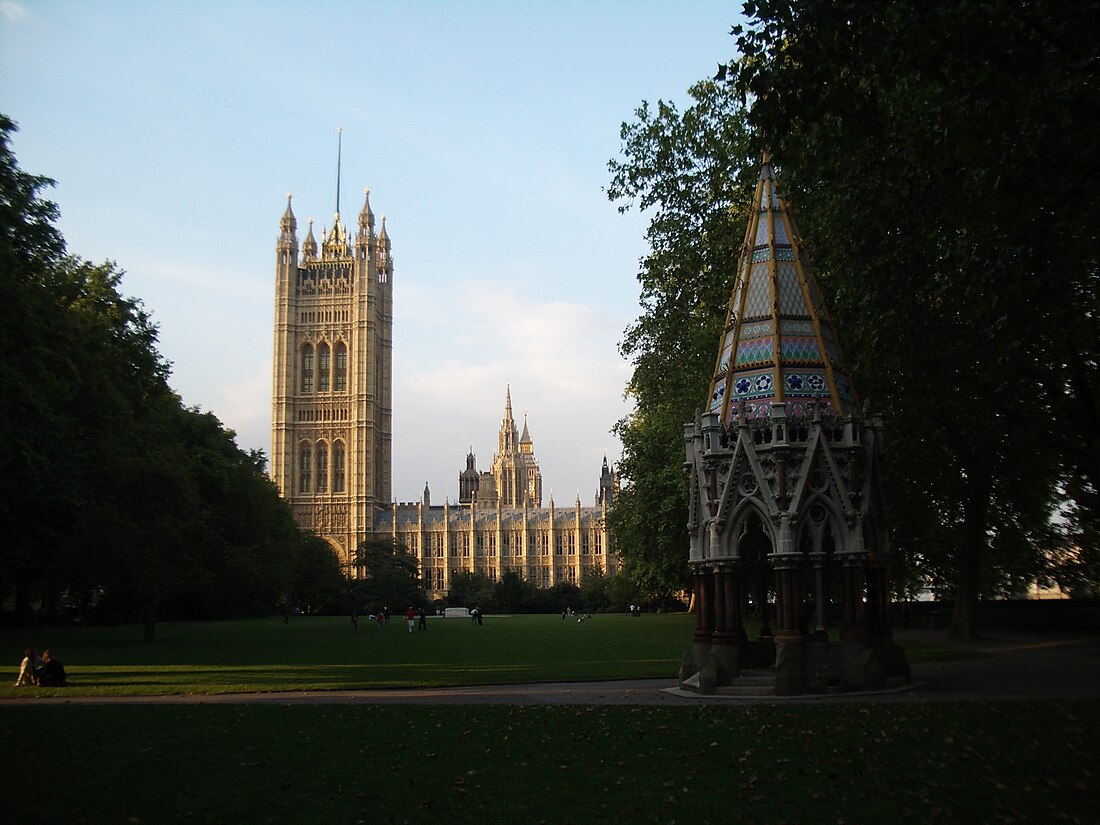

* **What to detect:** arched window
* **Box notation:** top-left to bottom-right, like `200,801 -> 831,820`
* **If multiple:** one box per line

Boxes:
332,441 -> 346,493
301,344 -> 314,394
334,343 -> 348,392
298,442 -> 312,493
315,440 -> 328,493
318,343 -> 330,392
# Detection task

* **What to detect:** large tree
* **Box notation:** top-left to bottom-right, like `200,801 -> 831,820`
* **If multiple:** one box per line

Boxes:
606,81 -> 756,602
0,115 -> 338,634
725,0 -> 1099,635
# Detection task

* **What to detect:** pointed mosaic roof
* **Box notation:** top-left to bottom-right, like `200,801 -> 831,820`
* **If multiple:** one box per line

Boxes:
707,157 -> 858,422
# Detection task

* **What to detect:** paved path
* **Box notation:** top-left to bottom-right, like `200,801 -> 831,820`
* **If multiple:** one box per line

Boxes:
3,630 -> 1098,707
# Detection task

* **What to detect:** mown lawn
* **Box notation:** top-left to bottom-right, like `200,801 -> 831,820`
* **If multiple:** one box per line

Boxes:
1,701 -> 1094,824
3,615 -> 1088,823
1,613 -> 973,698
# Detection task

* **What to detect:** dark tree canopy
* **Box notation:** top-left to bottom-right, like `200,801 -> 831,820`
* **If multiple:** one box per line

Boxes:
728,0 -> 1099,634
606,80 -> 756,602
608,2 -> 1099,632
0,115 -> 344,635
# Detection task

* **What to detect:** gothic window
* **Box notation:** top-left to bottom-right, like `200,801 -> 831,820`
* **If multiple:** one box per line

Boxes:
315,441 -> 328,493
301,345 -> 314,394
331,441 -> 345,493
318,343 -> 330,392
335,343 -> 347,392
298,442 -> 312,494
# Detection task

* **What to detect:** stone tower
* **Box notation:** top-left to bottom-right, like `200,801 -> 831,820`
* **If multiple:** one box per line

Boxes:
490,386 -> 543,507
682,157 -> 906,696
271,187 -> 393,574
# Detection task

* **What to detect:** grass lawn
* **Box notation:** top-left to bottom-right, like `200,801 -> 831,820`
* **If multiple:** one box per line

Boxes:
1,613 -> 973,698
2,615 -> 1090,823
2,701 -> 1094,824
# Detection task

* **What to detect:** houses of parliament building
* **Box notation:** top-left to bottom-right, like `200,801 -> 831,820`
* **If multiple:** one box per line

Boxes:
270,187 -> 618,599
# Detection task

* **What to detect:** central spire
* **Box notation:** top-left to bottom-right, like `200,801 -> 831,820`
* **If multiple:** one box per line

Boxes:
707,157 -> 858,422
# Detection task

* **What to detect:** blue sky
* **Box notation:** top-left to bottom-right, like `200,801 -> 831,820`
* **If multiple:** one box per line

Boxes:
1,0 -> 743,503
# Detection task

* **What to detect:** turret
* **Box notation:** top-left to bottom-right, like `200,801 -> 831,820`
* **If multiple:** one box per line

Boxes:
520,413 -> 533,455
597,455 -> 615,506
357,187 -> 375,260
377,215 -> 391,269
459,450 -> 480,504
498,386 -> 519,454
322,212 -> 352,260
302,217 -> 317,261
278,193 -> 298,254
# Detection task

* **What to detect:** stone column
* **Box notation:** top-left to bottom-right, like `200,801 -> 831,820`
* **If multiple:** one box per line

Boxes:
692,564 -> 715,668
839,554 -> 875,689
711,562 -> 747,681
771,553 -> 804,695
809,552 -> 827,636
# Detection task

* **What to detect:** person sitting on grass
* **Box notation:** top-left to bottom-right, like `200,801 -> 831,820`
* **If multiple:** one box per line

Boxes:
14,648 -> 40,687
38,650 -> 66,687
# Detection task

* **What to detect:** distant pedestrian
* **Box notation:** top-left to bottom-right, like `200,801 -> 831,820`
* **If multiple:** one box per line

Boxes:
476,607 -> 483,626
561,608 -> 567,620
471,607 -> 478,624
418,607 -> 427,631
406,606 -> 416,633
351,610 -> 359,633
374,612 -> 385,633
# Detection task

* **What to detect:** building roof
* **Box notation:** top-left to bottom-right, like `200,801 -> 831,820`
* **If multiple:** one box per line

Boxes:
707,157 -> 859,422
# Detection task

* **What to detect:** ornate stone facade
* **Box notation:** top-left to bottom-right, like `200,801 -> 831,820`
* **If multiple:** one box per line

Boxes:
378,391 -> 618,599
270,188 -> 393,574
682,158 -> 907,695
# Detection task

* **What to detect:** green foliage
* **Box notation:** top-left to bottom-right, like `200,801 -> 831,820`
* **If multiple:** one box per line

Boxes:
492,569 -> 530,613
606,81 -> 757,602
351,538 -> 423,612
728,0 -> 1099,634
0,115 -> 336,635
445,570 -> 493,610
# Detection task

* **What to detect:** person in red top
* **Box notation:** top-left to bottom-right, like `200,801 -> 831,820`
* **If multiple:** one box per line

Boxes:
405,607 -> 416,633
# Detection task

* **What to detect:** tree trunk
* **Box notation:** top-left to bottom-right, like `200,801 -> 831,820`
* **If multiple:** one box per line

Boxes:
948,468 -> 992,639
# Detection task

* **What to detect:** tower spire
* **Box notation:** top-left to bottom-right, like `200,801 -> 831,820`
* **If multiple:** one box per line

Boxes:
706,156 -> 858,422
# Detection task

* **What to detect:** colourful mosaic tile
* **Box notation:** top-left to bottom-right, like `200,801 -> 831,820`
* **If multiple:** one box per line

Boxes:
736,338 -> 773,366
780,336 -> 821,362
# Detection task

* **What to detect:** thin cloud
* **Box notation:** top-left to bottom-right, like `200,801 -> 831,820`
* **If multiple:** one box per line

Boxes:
0,2 -> 27,23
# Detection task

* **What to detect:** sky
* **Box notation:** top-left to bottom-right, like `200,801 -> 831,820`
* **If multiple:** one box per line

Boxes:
1,0 -> 744,504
